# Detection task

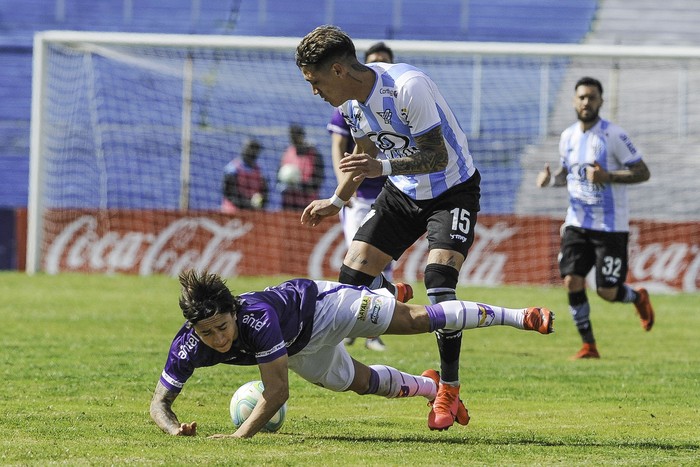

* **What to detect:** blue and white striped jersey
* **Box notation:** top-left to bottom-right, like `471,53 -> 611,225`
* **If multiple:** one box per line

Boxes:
559,118 -> 643,232
339,62 -> 476,200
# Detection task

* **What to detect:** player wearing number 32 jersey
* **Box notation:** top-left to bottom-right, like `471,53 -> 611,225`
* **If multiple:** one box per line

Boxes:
296,25 -> 481,431
537,76 -> 655,360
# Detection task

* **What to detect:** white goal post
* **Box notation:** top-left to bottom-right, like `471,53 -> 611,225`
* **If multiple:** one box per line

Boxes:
28,31 -> 700,291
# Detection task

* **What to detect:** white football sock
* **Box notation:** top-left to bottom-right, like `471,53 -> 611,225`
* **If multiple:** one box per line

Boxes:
439,301 -> 526,330
368,365 -> 437,400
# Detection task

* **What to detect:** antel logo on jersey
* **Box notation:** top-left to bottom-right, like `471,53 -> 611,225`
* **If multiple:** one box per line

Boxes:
178,333 -> 200,360
241,314 -> 270,331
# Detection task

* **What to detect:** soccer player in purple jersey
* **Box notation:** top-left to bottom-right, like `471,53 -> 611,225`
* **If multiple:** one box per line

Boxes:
296,25 -> 482,430
328,41 -> 395,352
150,270 -> 553,438
536,76 -> 655,360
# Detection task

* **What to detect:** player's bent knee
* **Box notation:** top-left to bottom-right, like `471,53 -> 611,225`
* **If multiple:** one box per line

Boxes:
564,274 -> 585,291
339,264 -> 375,287
596,286 -> 617,302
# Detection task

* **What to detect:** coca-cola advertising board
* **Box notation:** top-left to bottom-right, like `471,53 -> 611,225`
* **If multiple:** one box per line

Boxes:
37,209 -> 700,292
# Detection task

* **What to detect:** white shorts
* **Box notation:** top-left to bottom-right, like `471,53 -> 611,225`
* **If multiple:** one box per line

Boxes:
340,196 -> 374,246
287,281 -> 396,391
341,197 -> 394,279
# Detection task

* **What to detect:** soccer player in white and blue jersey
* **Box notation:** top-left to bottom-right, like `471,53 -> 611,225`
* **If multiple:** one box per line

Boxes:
537,76 -> 655,360
296,25 -> 481,430
149,270 -> 553,438
327,41 -> 396,352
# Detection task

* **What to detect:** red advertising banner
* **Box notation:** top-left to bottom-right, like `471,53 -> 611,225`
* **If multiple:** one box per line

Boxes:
37,209 -> 699,292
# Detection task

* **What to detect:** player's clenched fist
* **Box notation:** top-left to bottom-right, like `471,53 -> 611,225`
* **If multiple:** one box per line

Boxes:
536,163 -> 551,187
339,153 -> 379,181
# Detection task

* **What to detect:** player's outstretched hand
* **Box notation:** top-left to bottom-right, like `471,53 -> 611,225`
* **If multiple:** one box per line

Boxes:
300,199 -> 341,227
536,163 -> 551,187
177,421 -> 197,436
339,153 -> 378,181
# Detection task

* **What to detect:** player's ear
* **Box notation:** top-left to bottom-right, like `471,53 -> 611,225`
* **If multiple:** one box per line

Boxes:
330,62 -> 343,77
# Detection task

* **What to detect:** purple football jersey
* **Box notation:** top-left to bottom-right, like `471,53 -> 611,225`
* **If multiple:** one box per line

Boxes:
159,279 -> 318,393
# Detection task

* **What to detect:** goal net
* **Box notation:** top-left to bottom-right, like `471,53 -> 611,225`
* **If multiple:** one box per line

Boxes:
28,31 -> 700,292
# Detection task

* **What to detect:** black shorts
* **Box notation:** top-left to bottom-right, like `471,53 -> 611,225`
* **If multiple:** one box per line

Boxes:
559,225 -> 629,288
353,171 -> 481,260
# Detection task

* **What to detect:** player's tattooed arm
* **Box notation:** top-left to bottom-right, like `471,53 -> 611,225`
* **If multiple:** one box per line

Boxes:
608,160 -> 651,184
150,381 -> 197,436
391,126 -> 448,175
587,160 -> 650,185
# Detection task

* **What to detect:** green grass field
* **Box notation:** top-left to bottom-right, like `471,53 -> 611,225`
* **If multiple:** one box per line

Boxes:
1,272 -> 698,466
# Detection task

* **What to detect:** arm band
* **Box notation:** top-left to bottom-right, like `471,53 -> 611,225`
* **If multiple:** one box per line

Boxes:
381,159 -> 392,176
329,193 -> 346,209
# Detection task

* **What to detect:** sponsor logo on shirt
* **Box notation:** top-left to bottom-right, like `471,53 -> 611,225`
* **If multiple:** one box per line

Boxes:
370,299 -> 382,324
368,131 -> 412,153
241,314 -> 269,331
161,370 -> 184,389
379,87 -> 398,97
177,333 -> 200,359
256,341 -> 286,359
376,109 -> 393,124
357,296 -> 371,321
619,133 -> 637,155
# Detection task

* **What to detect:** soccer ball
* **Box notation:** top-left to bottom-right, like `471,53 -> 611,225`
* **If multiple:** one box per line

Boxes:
229,380 -> 287,432
277,163 -> 302,185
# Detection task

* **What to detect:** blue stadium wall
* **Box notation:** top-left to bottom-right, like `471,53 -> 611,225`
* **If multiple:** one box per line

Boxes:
0,0 -> 598,220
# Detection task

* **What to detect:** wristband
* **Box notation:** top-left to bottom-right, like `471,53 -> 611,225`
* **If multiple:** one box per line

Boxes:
381,159 -> 392,176
329,193 -> 346,209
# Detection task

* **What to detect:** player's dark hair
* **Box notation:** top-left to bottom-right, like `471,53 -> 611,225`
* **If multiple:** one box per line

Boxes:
575,76 -> 603,95
178,269 -> 241,324
364,42 -> 394,63
295,25 -> 356,69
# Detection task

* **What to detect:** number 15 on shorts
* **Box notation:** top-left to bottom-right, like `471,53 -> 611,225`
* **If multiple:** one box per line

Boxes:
450,208 -> 471,234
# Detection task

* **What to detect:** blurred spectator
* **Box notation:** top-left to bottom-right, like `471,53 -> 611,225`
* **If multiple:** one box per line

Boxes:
221,139 -> 268,213
279,124 -> 324,210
